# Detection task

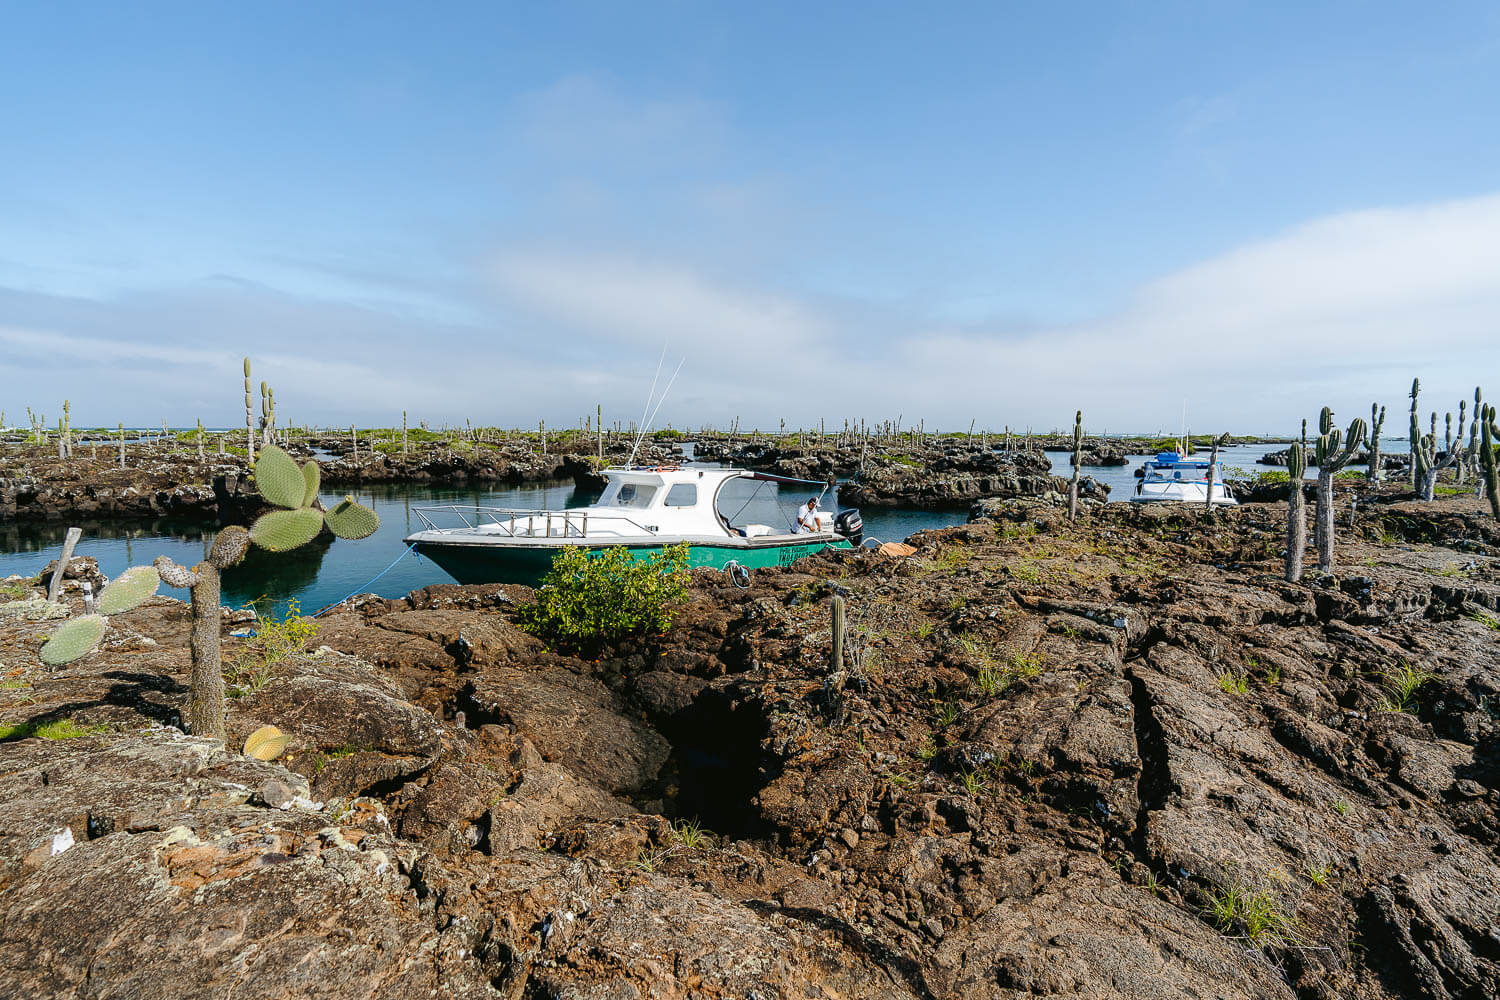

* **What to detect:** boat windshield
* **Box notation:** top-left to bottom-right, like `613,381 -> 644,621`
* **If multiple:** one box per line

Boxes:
604,482 -> 659,508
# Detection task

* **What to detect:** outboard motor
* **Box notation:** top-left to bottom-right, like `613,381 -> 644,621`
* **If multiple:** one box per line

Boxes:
834,507 -> 863,546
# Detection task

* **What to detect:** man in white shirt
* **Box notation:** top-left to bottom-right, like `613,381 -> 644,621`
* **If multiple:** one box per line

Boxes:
796,497 -> 820,533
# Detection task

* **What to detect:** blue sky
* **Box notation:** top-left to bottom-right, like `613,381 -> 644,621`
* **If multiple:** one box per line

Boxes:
2,1 -> 1497,432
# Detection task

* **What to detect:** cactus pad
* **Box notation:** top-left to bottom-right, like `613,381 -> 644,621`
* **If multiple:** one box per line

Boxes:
325,497 -> 380,540
243,725 -> 292,761
95,566 -> 160,615
250,508 -> 325,552
208,526 -> 251,570
253,446 -> 307,510
40,614 -> 106,666
301,460 -> 321,510
152,556 -> 200,589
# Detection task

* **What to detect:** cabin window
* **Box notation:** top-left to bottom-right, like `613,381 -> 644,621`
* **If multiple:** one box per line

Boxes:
610,483 -> 658,508
664,483 -> 698,507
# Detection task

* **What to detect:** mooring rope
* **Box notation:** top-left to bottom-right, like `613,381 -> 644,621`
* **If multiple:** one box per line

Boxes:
312,542 -> 418,618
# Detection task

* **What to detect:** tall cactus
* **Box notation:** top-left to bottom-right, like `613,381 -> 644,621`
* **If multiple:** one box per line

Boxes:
1480,404 -> 1500,520
1285,421 -> 1308,582
1313,407 -> 1367,573
1467,387 -> 1484,491
1068,410 -> 1083,521
1408,378 -> 1420,489
196,418 -> 204,459
1205,432 -> 1230,508
243,357 -> 254,461
58,400 -> 71,460
830,594 -> 845,673
153,445 -> 379,740
1367,403 -> 1385,482
117,422 -> 125,469
1414,407 -> 1465,501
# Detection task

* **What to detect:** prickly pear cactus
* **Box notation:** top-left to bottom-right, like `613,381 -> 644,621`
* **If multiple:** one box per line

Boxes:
301,460 -> 321,509
254,446 -> 308,510
244,724 -> 292,761
208,526 -> 251,570
325,497 -> 380,540
95,566 -> 160,616
250,508 -> 325,552
40,614 -> 107,667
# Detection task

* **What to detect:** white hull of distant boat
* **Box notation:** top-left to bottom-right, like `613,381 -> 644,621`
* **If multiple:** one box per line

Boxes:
1130,452 -> 1238,505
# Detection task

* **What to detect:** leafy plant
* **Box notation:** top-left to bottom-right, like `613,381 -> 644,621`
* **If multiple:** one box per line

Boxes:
0,718 -> 109,742
1206,884 -> 1296,946
227,598 -> 320,697
1377,660 -> 1437,714
1217,671 -> 1250,696
517,543 -> 690,653
1304,864 -> 1332,887
668,818 -> 716,850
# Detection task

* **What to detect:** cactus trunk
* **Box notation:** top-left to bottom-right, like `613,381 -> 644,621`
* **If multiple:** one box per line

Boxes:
1068,410 -> 1082,521
184,563 -> 227,741
830,594 -> 845,673
1286,421 -> 1308,582
244,357 -> 255,462
1368,403 -> 1385,482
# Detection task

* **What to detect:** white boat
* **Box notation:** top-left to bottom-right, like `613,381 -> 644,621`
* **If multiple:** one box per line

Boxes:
1130,452 -> 1238,505
404,465 -> 863,583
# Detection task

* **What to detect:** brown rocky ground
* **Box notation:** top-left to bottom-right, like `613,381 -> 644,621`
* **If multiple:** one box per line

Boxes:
1,491 -> 1498,998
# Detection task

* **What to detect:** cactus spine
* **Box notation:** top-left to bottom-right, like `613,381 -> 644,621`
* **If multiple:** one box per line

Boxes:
1367,403 -> 1385,482
1313,407 -> 1367,573
243,357 -> 254,461
1286,420 -> 1308,582
1068,410 -> 1083,521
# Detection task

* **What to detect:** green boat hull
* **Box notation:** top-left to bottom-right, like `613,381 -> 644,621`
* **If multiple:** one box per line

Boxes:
414,537 -> 854,585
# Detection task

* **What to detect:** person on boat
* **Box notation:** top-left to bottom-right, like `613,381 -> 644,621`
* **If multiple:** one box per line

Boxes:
796,497 -> 820,533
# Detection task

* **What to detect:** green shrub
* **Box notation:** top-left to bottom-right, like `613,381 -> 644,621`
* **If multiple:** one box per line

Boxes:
227,599 -> 319,697
518,543 -> 690,653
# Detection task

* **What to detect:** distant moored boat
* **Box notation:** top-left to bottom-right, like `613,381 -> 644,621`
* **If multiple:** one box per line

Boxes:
1130,452 -> 1238,505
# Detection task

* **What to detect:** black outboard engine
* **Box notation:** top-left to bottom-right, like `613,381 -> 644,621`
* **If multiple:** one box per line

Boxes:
834,507 -> 863,546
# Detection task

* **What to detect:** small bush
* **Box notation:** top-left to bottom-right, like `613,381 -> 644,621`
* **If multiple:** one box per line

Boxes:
0,718 -> 108,742
228,599 -> 319,697
517,543 -> 690,653
1206,884 -> 1296,946
1217,671 -> 1249,696
1377,660 -> 1436,714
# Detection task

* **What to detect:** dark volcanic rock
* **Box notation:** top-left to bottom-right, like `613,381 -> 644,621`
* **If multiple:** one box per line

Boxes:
3,487 -> 1499,999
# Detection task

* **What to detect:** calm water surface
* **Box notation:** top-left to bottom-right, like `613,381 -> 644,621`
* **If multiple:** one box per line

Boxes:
1,440 -> 1395,615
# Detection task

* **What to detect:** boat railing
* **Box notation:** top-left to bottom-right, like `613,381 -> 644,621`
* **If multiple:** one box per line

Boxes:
410,504 -> 657,538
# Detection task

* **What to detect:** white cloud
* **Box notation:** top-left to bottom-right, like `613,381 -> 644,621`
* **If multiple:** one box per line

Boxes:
3,192 -> 1498,434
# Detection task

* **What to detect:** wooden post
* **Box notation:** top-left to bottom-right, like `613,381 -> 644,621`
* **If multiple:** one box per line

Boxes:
48,527 -> 82,604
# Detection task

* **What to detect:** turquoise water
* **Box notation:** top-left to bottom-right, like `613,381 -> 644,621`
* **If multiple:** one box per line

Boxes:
1,440 -> 1392,615
0,477 -> 969,615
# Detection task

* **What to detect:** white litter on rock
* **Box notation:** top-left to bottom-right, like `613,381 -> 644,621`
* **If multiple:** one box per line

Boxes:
50,827 -> 75,856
